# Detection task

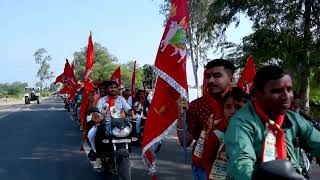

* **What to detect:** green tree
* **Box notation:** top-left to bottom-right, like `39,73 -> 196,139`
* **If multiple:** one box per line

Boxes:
35,82 -> 43,89
0,82 -> 28,97
34,48 -> 54,91
73,43 -> 144,89
73,42 -> 118,81
204,0 -> 320,112
142,64 -> 155,90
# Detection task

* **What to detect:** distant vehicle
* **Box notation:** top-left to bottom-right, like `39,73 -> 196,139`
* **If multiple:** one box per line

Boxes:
24,87 -> 40,104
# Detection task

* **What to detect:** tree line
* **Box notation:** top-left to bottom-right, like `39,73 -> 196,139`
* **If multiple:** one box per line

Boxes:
0,82 -> 28,98
73,42 -> 155,90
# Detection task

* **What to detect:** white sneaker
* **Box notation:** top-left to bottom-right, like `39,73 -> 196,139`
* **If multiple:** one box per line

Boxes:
94,158 -> 102,169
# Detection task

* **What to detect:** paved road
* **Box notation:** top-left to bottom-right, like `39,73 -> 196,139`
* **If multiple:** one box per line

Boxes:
0,96 -> 193,180
0,96 -> 319,180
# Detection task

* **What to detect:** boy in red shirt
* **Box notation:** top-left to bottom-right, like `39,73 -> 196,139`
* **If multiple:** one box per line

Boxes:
202,87 -> 249,179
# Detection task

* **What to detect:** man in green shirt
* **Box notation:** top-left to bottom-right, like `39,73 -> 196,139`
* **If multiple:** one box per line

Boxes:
225,65 -> 320,180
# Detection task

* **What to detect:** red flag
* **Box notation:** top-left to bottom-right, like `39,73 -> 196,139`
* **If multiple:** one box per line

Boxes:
66,83 -> 79,103
110,67 -> 122,86
131,61 -> 137,97
54,59 -> 77,86
58,85 -> 71,94
55,59 -> 79,103
142,0 -> 189,177
54,60 -> 70,84
95,75 -> 103,88
80,32 -> 95,131
54,73 -> 64,84
237,55 -> 256,94
202,66 -> 207,96
84,32 -> 94,81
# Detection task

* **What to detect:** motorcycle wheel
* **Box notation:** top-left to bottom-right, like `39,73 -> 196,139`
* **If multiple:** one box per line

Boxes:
25,97 -> 29,104
36,97 -> 40,104
116,149 -> 131,180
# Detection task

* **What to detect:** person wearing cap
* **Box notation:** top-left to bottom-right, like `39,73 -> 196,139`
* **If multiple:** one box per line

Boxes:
176,59 -> 236,180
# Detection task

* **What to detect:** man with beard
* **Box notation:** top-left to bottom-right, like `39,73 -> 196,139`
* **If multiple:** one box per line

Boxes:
89,81 -> 134,169
225,65 -> 320,180
177,59 -> 235,180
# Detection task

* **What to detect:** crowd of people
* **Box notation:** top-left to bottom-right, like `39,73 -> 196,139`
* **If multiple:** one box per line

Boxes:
66,58 -> 320,180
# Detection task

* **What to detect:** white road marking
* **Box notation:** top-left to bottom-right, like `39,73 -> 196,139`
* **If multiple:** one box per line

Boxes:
0,114 -> 9,119
48,107 -> 56,110
0,108 -> 21,119
82,141 -> 96,167
69,115 -> 79,127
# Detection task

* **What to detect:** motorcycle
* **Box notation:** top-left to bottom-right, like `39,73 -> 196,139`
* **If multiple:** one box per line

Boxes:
128,115 -> 146,142
252,160 -> 307,180
99,118 -> 132,180
128,115 -> 162,153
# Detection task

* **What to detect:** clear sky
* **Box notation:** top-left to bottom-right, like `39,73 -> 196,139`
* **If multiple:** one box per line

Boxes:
0,0 -> 252,87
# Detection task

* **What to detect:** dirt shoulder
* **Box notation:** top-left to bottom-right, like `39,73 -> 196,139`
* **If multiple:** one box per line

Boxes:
0,98 -> 23,106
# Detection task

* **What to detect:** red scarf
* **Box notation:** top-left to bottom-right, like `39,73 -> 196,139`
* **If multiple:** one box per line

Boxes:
253,100 -> 287,160
106,95 -> 118,111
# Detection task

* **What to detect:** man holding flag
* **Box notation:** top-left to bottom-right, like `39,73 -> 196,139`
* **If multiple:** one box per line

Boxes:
141,0 -> 189,178
177,59 -> 236,179
80,32 -> 94,143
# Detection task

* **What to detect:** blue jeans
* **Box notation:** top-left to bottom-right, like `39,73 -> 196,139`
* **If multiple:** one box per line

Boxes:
192,165 -> 207,180
136,114 -> 141,134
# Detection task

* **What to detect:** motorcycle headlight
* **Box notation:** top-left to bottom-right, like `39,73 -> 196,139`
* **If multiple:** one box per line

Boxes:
112,126 -> 131,138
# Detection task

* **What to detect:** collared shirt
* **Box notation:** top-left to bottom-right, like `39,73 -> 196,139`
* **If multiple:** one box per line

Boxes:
225,101 -> 320,180
96,96 -> 132,120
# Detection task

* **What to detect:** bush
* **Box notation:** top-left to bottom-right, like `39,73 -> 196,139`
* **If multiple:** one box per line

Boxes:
41,92 -> 51,97
0,82 -> 27,98
310,90 -> 320,105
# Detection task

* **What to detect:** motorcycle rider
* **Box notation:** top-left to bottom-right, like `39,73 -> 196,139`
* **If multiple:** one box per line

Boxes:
89,80 -> 135,168
224,65 -> 320,180
75,88 -> 83,122
132,89 -> 148,139
85,81 -> 109,160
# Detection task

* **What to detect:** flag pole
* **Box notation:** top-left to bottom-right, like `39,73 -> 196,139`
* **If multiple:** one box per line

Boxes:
182,108 -> 188,164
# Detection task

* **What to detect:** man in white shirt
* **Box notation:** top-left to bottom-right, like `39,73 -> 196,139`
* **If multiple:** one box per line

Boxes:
89,81 -> 134,168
